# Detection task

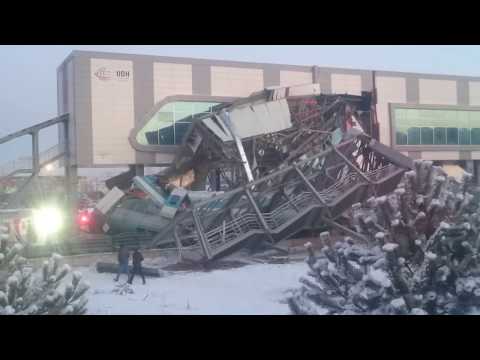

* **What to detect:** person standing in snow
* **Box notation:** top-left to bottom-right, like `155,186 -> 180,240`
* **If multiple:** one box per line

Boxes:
128,247 -> 146,285
114,245 -> 130,282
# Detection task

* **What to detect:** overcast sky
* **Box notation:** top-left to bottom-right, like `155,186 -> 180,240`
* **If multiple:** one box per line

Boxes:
0,45 -> 479,165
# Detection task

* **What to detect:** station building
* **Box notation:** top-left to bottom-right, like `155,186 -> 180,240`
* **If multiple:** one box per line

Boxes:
57,50 -> 480,180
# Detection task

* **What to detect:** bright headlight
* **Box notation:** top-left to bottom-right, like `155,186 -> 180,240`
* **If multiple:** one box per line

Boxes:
32,206 -> 63,240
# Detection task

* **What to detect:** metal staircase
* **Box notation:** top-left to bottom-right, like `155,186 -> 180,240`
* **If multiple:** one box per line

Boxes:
151,133 -> 414,263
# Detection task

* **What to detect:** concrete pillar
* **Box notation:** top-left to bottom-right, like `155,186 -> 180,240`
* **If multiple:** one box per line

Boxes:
64,164 -> 78,236
66,165 -> 78,200
134,164 -> 144,177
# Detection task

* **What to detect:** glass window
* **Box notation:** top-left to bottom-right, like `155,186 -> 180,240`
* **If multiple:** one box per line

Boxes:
407,128 -> 421,145
459,128 -> 471,145
158,126 -> 175,145
136,101 -> 221,146
394,107 -> 480,146
396,131 -> 407,145
421,127 -> 434,145
175,112 -> 193,123
175,123 -> 191,144
193,103 -> 216,113
174,102 -> 193,113
446,128 -> 459,145
434,128 -> 446,145
472,128 -> 480,145
145,131 -> 159,145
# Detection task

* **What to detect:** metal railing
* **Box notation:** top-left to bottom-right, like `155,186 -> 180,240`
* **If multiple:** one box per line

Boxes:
154,134 -> 414,262
0,143 -> 65,177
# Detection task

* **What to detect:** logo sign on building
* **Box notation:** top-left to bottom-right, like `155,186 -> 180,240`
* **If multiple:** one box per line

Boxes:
94,67 -> 131,82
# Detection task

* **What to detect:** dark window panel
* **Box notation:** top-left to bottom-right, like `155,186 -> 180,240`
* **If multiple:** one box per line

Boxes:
396,131 -> 407,145
407,127 -> 421,145
472,128 -> 480,145
420,127 -> 434,145
446,128 -> 459,145
434,127 -> 447,145
145,131 -> 159,145
459,128 -> 470,145
175,123 -> 192,144
158,126 -> 175,145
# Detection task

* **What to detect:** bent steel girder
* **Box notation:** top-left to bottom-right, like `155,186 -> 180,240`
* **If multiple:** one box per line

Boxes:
150,133 -> 413,263
163,89 -> 378,192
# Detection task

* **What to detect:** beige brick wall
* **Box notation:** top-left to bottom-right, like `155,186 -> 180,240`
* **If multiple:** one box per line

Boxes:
375,76 -> 407,146
469,81 -> 480,106
331,73 -> 362,95
153,62 -> 192,103
211,66 -> 264,97
419,79 -> 457,105
91,58 -> 135,164
279,70 -> 313,87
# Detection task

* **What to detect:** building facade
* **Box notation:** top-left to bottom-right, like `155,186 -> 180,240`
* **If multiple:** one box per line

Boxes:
57,50 -> 480,178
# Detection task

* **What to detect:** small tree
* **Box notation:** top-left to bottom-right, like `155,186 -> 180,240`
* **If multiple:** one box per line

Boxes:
0,220 -> 89,315
288,161 -> 480,315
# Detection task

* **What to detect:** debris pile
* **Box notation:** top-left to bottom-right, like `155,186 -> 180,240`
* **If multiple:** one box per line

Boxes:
169,87 -> 377,190
86,85 -> 388,259
153,133 -> 412,263
288,161 -> 480,315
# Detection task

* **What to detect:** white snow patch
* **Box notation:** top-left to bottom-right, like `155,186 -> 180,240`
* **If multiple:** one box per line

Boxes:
368,269 -> 392,288
411,308 -> 427,315
439,222 -> 451,230
382,243 -> 398,252
391,297 -> 405,309
81,262 -> 308,315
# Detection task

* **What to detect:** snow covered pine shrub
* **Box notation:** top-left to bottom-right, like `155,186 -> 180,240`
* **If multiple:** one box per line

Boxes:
0,221 -> 89,315
288,160 -> 480,315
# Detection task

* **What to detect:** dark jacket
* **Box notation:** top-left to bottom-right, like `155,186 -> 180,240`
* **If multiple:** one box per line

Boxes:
132,250 -> 144,267
118,247 -> 129,264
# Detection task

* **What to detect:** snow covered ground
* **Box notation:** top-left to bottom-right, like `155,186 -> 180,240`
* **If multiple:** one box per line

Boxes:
81,261 -> 308,315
